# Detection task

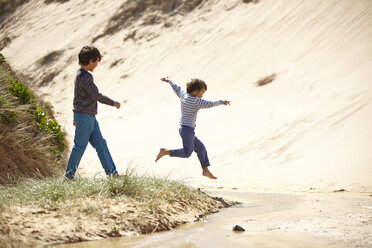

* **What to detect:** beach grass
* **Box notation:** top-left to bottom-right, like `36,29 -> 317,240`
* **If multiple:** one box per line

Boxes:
0,174 -> 211,213
0,53 -> 67,184
0,173 -> 229,245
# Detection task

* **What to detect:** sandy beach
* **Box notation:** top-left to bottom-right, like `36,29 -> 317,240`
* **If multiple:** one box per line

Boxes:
58,190 -> 372,248
1,0 -> 371,246
0,181 -> 231,246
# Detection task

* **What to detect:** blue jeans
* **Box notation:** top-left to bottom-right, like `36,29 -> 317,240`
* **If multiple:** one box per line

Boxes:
169,126 -> 210,168
64,113 -> 118,179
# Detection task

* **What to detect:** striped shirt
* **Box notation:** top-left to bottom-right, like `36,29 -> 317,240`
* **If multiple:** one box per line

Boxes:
169,80 -> 223,128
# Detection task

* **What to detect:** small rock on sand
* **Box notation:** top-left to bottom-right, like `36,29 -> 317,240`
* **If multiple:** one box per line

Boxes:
233,224 -> 245,232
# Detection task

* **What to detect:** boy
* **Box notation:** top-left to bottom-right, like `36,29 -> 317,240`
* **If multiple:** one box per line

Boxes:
64,46 -> 121,179
155,77 -> 230,179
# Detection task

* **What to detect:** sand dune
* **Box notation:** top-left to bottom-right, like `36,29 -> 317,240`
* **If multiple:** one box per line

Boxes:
1,0 -> 371,193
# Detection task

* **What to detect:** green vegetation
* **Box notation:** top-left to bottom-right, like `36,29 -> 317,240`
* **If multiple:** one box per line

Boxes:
5,74 -> 65,153
0,174 -> 227,246
0,53 -> 67,184
0,175 -> 212,213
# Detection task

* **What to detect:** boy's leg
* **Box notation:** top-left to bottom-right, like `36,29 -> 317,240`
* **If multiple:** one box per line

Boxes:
65,113 -> 93,179
89,118 -> 118,176
155,126 -> 195,162
194,137 -> 217,179
155,148 -> 170,162
169,126 -> 195,158
193,137 -> 210,168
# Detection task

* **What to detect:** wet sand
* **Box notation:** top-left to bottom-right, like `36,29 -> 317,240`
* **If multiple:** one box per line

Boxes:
58,191 -> 372,248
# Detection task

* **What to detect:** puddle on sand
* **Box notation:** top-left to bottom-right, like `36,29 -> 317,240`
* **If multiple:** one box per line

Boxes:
58,191 -> 348,248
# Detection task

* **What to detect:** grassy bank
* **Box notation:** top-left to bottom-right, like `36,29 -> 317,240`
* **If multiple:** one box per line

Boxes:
0,53 -> 67,184
0,174 -> 230,246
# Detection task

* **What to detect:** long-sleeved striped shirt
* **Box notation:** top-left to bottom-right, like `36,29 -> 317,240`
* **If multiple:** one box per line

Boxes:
73,68 -> 115,116
169,80 -> 222,128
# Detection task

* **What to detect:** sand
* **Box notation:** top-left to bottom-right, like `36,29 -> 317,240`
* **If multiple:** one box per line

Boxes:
59,191 -> 372,248
0,0 -> 371,246
0,193 -> 228,245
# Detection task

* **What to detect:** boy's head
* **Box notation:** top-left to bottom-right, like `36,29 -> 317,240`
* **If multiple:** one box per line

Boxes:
78,46 -> 102,70
187,78 -> 207,98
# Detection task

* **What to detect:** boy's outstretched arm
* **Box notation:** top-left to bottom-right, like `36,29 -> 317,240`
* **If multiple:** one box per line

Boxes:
161,77 -> 184,98
196,98 -> 231,109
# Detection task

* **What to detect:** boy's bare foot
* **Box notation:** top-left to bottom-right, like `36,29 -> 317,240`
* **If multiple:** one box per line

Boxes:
155,148 -> 170,162
202,167 -> 217,179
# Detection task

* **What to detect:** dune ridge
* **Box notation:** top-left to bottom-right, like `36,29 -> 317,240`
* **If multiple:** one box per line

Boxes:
0,0 -> 371,192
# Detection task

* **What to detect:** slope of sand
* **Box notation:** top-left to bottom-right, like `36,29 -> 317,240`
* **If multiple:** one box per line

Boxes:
1,0 -> 371,193
1,0 -> 371,246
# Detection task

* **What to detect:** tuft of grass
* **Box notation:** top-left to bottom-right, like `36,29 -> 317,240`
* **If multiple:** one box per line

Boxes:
0,53 -> 67,184
243,0 -> 260,3
37,50 -> 64,67
44,0 -> 70,4
0,175 -> 216,213
0,108 -> 18,124
256,73 -> 276,86
0,0 -> 28,21
93,0 -> 205,42
1,54 -> 66,154
0,173 -> 230,245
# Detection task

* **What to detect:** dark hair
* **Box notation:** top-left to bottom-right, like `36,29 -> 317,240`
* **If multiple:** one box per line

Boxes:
186,78 -> 207,93
78,46 -> 102,66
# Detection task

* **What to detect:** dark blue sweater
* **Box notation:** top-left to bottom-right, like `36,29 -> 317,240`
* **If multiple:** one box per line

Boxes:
73,68 -> 114,115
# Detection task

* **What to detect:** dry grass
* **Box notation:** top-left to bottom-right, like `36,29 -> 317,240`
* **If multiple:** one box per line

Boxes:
44,0 -> 70,3
0,0 -> 69,25
93,0 -> 205,42
0,0 -> 27,23
0,175 -> 232,245
37,50 -> 64,67
0,54 -> 66,185
255,73 -> 276,86
243,0 -> 260,4
0,0 -> 26,13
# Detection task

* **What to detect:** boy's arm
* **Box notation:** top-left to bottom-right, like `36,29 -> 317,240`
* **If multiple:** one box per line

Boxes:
81,73 -> 115,106
195,99 -> 230,109
195,98 -> 223,109
161,77 -> 184,98
169,80 -> 185,98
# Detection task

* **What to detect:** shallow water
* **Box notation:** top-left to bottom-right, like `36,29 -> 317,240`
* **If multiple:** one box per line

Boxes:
59,191 -> 348,248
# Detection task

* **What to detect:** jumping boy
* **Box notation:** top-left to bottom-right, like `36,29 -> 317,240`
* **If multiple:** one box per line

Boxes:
64,46 -> 121,179
155,77 -> 230,179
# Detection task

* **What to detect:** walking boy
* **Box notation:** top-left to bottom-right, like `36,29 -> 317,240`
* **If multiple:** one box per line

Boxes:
65,46 -> 121,179
155,77 -> 230,179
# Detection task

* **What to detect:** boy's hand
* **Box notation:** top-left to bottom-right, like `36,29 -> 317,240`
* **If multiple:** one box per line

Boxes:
222,100 -> 231,105
160,77 -> 170,83
114,102 -> 121,109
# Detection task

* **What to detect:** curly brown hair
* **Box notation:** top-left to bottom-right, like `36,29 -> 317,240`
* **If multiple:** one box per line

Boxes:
186,78 -> 207,93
